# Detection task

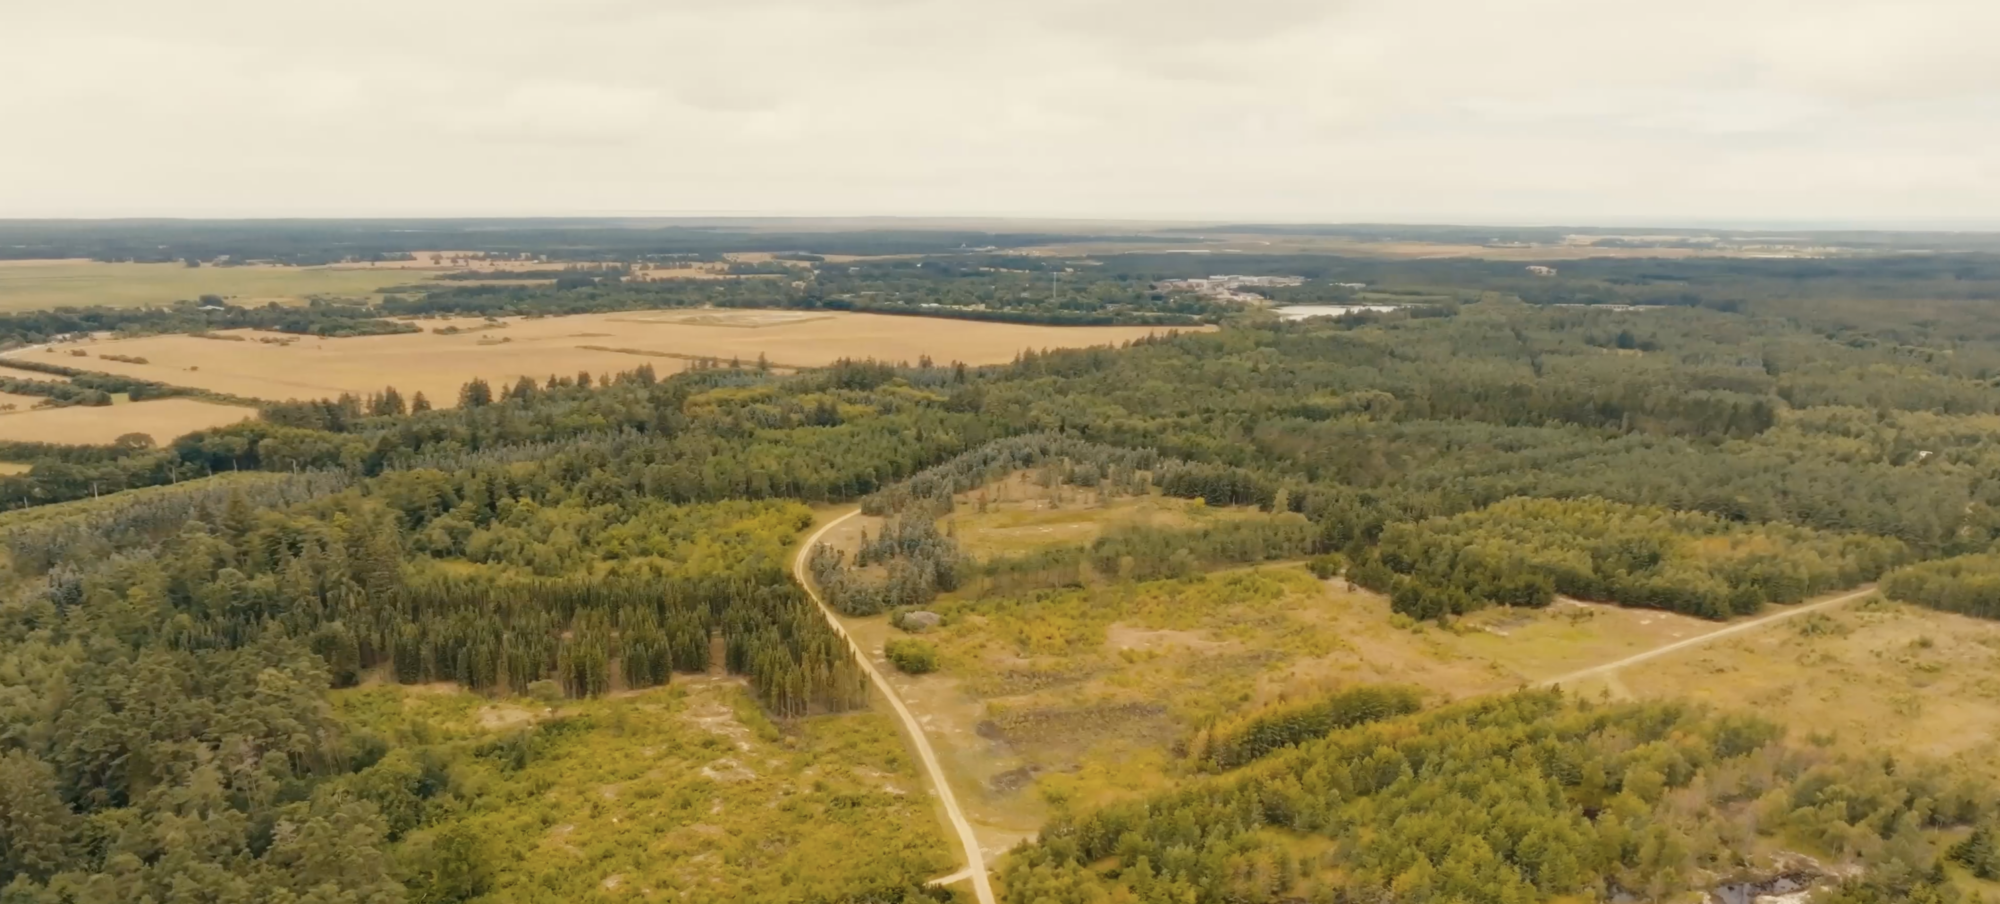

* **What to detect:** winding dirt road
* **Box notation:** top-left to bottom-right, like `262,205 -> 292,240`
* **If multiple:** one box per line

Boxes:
794,505 -> 1875,902
1538,585 -> 1877,688
795,510 -> 997,904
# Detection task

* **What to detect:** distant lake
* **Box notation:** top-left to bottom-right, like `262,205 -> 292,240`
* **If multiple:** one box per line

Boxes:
1276,304 -> 1401,321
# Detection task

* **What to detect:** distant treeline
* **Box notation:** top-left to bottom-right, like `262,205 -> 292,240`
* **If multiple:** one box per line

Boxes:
0,298 -> 419,347
390,274 -> 1215,327
0,220 -> 1173,265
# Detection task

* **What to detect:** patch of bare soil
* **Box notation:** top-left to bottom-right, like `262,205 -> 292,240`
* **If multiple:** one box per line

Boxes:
1105,623 -> 1222,652
698,757 -> 757,782
682,696 -> 755,752
477,703 -> 539,729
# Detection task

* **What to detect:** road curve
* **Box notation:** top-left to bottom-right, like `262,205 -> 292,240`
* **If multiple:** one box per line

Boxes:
795,510 -> 998,904
1539,585 -> 1877,688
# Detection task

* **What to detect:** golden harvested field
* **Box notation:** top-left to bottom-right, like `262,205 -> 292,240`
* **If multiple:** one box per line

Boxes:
0,391 -> 48,412
10,310 -> 1187,405
0,398 -> 255,445
0,260 -> 436,311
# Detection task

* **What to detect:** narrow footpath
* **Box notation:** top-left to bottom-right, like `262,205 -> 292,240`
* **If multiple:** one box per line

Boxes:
795,510 -> 997,904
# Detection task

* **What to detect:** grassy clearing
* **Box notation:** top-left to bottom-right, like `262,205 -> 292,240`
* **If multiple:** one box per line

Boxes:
334,679 -> 956,903
0,260 -> 433,311
841,566 -> 1380,844
943,471 -> 1267,561
1589,595 -> 2000,784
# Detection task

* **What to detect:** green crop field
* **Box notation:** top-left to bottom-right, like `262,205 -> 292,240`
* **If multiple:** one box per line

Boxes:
0,260 -> 434,311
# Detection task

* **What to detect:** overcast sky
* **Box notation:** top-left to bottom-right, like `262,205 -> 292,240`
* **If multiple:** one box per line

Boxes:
4,0 -> 1996,225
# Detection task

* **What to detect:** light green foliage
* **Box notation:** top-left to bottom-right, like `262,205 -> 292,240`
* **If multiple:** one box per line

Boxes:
885,638 -> 940,674
1884,554 -> 2000,621
939,568 -> 1326,662
1004,691 -> 1990,904
345,683 -> 955,903
1369,496 -> 1907,620
1191,685 -> 1423,771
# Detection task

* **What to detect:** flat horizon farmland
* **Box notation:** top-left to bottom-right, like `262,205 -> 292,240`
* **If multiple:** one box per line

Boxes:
0,259 -> 440,311
0,309 -> 1198,405
0,397 -> 256,446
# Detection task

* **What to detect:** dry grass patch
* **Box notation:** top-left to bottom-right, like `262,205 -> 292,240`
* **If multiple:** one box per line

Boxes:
840,567 -> 1382,847
334,680 -> 955,902
945,471 -> 1267,561
1594,596 -> 2000,784
0,397 -> 255,445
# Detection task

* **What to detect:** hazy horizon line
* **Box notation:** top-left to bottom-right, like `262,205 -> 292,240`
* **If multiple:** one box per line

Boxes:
5,212 -> 2000,234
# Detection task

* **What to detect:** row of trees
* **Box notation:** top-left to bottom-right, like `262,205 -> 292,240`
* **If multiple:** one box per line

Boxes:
1882,553 -> 2000,621
1359,496 -> 1908,620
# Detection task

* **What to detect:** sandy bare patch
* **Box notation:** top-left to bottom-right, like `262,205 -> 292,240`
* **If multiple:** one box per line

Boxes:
682,698 -> 756,752
1105,623 -> 1221,652
698,757 -> 757,782
477,704 -> 538,729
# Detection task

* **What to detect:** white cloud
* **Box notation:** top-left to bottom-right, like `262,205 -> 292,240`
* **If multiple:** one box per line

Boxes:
1,0 -> 1994,223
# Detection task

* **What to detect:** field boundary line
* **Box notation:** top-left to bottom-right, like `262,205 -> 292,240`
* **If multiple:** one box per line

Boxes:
575,344 -> 814,370
794,510 -> 997,904
1539,585 -> 1876,688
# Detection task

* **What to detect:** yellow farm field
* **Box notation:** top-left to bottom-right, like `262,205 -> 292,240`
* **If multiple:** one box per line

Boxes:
12,310 -> 1187,405
0,391 -> 48,412
0,398 -> 255,446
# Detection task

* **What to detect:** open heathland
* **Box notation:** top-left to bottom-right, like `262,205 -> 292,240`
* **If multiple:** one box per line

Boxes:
6,311 -> 1186,404
332,680 -> 955,903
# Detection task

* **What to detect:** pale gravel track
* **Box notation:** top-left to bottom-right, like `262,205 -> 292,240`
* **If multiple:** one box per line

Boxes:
795,510 -> 997,904
1538,585 -> 1877,688
798,508 -> 1872,902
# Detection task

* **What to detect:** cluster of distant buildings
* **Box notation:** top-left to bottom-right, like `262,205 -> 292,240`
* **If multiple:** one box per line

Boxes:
1155,274 -> 1307,303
